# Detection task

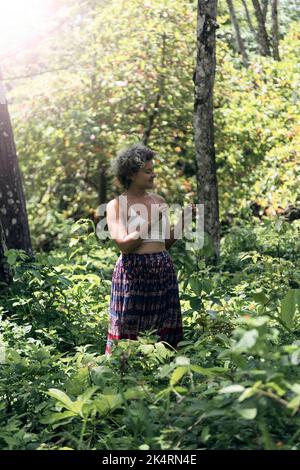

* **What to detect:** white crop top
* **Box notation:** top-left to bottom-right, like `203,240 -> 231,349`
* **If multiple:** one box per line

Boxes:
127,194 -> 169,244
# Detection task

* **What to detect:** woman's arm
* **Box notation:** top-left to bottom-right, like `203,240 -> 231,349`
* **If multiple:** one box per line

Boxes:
106,198 -> 163,254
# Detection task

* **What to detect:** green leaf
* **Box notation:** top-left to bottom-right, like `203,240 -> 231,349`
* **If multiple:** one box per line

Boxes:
238,381 -> 263,402
234,329 -> 259,352
189,278 -> 202,295
138,344 -> 155,355
170,366 -> 189,386
190,297 -> 202,310
40,411 -> 76,424
47,389 -> 78,413
9,350 -> 22,363
174,386 -> 188,394
237,407 -> 257,420
90,366 -> 113,386
123,387 -> 145,400
191,365 -> 226,376
175,356 -> 190,366
265,381 -> 286,396
94,393 -> 123,414
279,289 -> 300,329
78,386 -> 98,403
69,238 -> 79,247
70,222 -> 83,234
158,364 -> 176,378
201,426 -> 211,443
287,395 -> 300,413
202,280 -> 213,294
154,342 -> 170,359
219,385 -> 245,394
252,292 -> 268,305
5,251 -> 18,266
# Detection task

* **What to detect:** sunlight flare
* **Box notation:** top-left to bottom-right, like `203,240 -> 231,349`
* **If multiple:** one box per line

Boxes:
0,0 -> 55,56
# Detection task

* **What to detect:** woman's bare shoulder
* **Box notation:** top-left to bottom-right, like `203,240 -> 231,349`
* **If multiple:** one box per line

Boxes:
106,198 -> 121,214
107,198 -> 117,207
149,192 -> 166,203
107,195 -> 126,206
107,196 -> 129,215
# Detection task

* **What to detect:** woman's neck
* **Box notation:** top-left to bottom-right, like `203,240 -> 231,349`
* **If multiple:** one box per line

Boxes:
124,188 -> 149,198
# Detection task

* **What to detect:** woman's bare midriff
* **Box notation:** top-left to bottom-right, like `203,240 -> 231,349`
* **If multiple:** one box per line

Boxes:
130,242 -> 167,254
119,193 -> 167,254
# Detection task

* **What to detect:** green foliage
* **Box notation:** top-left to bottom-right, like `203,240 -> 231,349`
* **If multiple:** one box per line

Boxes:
280,289 -> 300,330
0,0 -> 299,451
0,218 -> 299,449
2,1 -> 298,249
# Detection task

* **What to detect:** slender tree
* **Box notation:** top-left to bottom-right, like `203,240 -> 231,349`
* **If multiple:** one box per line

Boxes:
242,0 -> 256,36
261,0 -> 269,23
252,0 -> 271,55
271,0 -> 280,60
0,75 -> 32,257
98,163 -> 107,205
226,0 -> 249,67
194,0 -> 220,264
142,32 -> 167,145
0,217 -> 12,285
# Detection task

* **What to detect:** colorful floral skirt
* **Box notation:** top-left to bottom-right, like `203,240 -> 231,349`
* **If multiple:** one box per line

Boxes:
105,250 -> 183,355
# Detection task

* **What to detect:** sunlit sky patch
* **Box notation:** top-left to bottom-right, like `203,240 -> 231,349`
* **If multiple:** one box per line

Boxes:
0,0 -> 61,57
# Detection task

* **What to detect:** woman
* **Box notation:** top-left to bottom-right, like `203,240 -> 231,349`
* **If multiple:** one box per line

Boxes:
105,143 -> 194,355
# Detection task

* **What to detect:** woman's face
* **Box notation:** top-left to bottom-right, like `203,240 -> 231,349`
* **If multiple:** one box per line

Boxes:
130,159 -> 156,189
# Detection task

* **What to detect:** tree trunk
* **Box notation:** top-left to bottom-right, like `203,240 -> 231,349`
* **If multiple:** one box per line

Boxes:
252,0 -> 271,55
271,0 -> 280,60
142,32 -> 167,145
261,0 -> 269,23
242,0 -> 256,36
98,163 -> 107,205
0,77 -> 32,256
226,0 -> 249,67
194,0 -> 220,265
0,216 -> 12,285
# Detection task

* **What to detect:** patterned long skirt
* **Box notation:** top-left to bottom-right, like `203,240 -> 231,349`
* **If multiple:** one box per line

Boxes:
105,250 -> 183,355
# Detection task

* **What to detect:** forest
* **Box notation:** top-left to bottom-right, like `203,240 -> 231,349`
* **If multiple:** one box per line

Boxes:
0,0 -> 299,451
